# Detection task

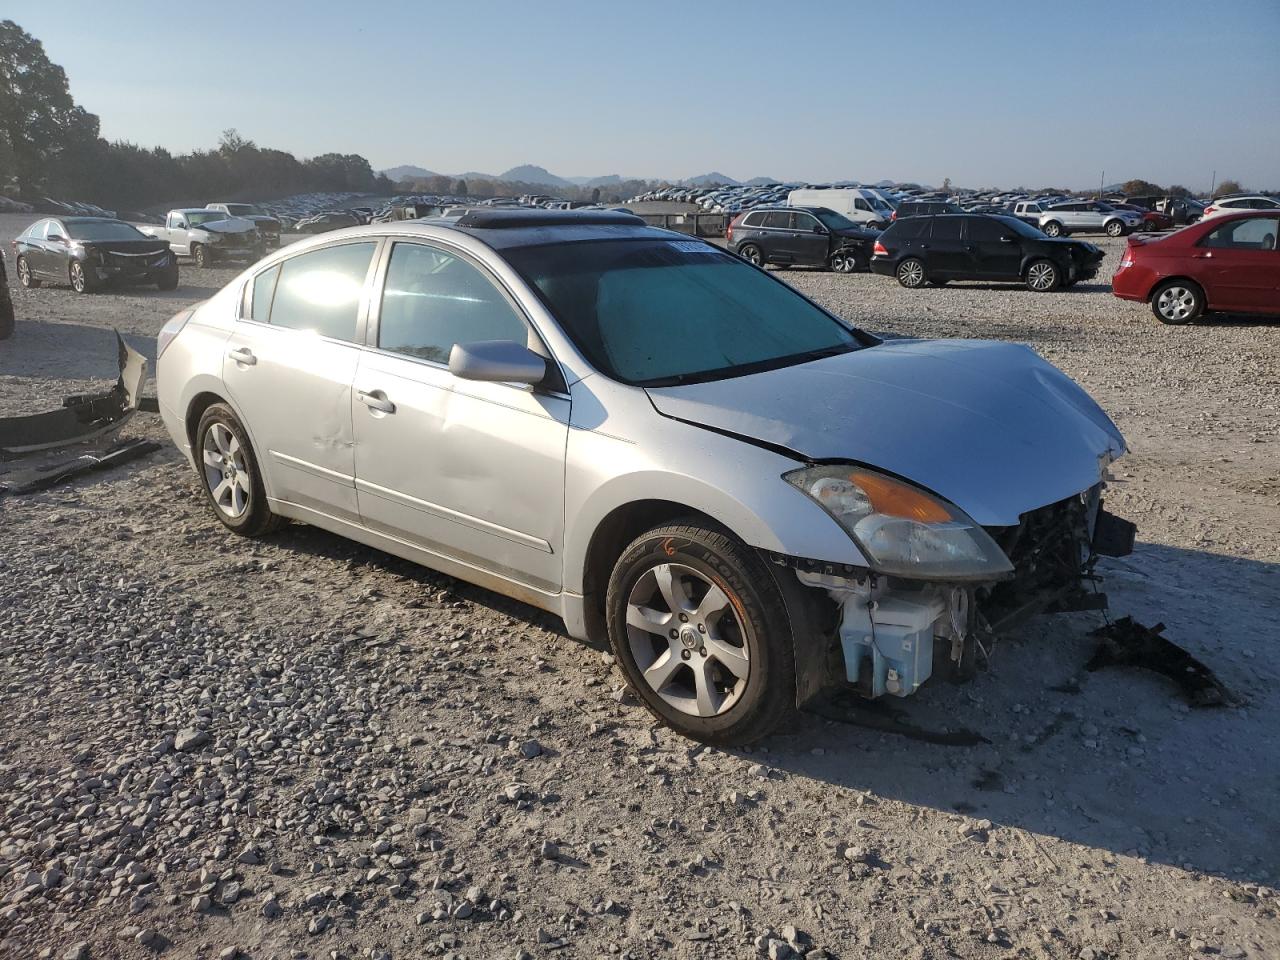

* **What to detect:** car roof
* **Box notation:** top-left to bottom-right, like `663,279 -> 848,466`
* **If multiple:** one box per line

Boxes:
414,208 -> 675,250
60,216 -> 122,223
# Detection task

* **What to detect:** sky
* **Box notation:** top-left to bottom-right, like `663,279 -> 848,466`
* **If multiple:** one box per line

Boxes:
12,0 -> 1280,191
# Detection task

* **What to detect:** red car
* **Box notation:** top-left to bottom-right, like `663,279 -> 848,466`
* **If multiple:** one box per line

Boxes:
1109,202 -> 1174,232
1112,211 -> 1279,324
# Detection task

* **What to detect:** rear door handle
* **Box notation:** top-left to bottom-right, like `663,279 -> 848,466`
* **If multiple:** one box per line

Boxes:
228,347 -> 257,366
357,390 -> 395,414
1192,252 -> 1213,259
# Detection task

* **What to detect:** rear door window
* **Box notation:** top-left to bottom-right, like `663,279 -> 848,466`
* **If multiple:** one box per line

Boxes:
1200,218 -> 1279,250
888,218 -> 928,240
763,211 -> 791,229
264,241 -> 377,341
930,217 -> 964,241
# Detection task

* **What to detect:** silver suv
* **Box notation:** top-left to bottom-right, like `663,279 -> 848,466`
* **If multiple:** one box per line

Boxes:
155,209 -> 1130,744
1038,201 -> 1143,237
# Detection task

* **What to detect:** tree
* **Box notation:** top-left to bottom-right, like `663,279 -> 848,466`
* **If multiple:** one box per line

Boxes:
1166,184 -> 1191,198
452,178 -> 469,196
0,19 -> 102,197
1213,179 -> 1243,198
1121,179 -> 1163,197
941,177 -> 952,192
591,187 -> 601,203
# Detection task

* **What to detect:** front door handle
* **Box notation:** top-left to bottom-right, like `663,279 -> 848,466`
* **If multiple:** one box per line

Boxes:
1192,252 -> 1213,259
228,347 -> 257,366
357,390 -> 395,414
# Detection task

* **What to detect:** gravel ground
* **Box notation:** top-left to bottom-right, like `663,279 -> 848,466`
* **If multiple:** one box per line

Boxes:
1,211 -> 1277,960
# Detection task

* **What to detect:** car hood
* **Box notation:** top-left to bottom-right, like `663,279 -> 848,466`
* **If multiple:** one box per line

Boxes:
645,339 -> 1126,526
199,217 -> 257,235
834,227 -> 880,241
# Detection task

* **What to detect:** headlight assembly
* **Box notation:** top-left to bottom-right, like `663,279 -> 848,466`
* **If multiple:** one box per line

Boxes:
784,465 -> 1014,580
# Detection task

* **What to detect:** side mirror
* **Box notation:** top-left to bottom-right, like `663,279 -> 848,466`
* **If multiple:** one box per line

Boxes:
813,225 -> 826,234
449,340 -> 547,386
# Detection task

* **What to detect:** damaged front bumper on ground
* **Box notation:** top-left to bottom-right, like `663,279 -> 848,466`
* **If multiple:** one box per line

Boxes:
777,485 -> 1137,704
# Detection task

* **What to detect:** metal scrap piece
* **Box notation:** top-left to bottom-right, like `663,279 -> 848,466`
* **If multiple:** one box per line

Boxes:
0,332 -> 146,455
1087,616 -> 1238,707
0,438 -> 160,496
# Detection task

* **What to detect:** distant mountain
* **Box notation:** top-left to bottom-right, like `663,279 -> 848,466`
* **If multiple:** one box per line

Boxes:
498,164 -> 571,187
684,172 -> 740,187
381,164 -> 438,181
745,176 -> 778,186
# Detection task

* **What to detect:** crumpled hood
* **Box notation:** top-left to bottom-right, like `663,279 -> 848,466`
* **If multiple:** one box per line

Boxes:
646,339 -> 1126,526
199,217 -> 257,236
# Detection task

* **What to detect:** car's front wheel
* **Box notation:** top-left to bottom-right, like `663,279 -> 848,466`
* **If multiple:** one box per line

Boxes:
828,248 -> 861,273
1151,280 -> 1204,325
738,243 -> 763,266
896,257 -> 927,288
1025,259 -> 1061,292
195,403 -> 283,537
16,256 -> 39,288
606,521 -> 795,745
192,243 -> 210,269
155,260 -> 179,291
1105,220 -> 1126,237
69,260 -> 96,294
1042,221 -> 1063,237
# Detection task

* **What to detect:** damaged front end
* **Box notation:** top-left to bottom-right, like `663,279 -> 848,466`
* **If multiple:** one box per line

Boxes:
782,482 -> 1136,704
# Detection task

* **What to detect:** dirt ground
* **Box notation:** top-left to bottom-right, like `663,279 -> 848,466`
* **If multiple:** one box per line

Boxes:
0,211 -> 1276,960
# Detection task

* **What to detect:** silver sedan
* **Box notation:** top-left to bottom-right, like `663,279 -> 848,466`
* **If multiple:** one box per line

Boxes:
156,209 -> 1133,744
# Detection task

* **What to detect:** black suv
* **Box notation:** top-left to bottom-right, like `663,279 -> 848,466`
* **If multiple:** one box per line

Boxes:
727,206 -> 879,272
870,214 -> 1104,291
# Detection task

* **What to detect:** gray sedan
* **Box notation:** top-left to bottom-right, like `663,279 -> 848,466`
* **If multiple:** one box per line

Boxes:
156,209 -> 1133,744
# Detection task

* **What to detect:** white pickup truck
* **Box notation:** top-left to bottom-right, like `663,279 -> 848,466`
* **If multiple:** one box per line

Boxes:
139,209 -> 262,268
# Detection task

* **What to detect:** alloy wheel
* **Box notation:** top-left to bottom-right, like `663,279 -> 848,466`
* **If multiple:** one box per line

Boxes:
1027,261 -> 1058,291
1156,285 -> 1197,322
1107,221 -> 1124,237
17,257 -> 32,287
740,245 -> 762,266
1043,222 -> 1061,237
202,422 -> 251,519
898,259 -> 925,287
625,562 -> 750,718
830,252 -> 857,273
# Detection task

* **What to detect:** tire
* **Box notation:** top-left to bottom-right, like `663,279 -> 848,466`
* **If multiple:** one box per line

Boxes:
193,244 -> 210,269
1150,280 -> 1204,325
0,290 -> 12,341
896,257 -> 927,288
828,249 -> 860,273
194,403 -> 283,537
69,259 -> 96,294
155,261 -> 179,291
16,256 -> 40,288
1025,259 -> 1061,292
606,521 -> 795,745
1042,221 -> 1063,238
738,243 -> 763,266
1105,220 -> 1126,237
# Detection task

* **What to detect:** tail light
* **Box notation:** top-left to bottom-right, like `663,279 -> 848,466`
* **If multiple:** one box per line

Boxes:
1203,205 -> 1216,216
873,240 -> 888,257
890,211 -> 898,221
157,307 -> 195,359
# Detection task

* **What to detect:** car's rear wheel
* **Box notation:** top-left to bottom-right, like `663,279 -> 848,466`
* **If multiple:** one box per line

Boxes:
896,257 -> 926,288
69,260 -> 96,294
606,521 -> 795,745
828,249 -> 860,273
738,243 -> 763,266
1042,221 -> 1063,237
1151,280 -> 1204,325
195,403 -> 283,537
1025,259 -> 1061,292
16,256 -> 39,288
192,243 -> 210,269
1105,220 -> 1125,237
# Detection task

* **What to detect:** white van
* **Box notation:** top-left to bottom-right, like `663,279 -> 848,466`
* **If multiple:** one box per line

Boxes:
787,188 -> 893,228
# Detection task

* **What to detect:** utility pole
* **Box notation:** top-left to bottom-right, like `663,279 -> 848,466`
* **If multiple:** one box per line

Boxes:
1209,169 -> 1216,197
1100,170 -> 1105,198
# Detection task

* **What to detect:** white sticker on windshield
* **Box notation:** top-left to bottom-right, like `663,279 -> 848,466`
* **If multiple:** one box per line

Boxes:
669,240 -> 717,253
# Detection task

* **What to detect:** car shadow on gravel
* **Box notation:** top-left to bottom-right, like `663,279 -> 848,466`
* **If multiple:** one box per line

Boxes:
755,541 -> 1279,887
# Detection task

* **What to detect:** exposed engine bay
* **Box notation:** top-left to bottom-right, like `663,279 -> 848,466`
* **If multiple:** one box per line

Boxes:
795,485 -> 1137,700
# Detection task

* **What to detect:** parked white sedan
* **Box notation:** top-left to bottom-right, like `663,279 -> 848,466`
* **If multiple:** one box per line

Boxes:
156,210 -> 1134,744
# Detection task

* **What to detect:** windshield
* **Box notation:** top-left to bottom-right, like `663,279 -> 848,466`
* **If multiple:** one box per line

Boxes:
869,196 -> 893,212
188,211 -> 231,226
506,239 -> 866,387
991,215 -> 1045,239
66,220 -> 148,241
223,204 -> 257,216
811,208 -> 858,230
